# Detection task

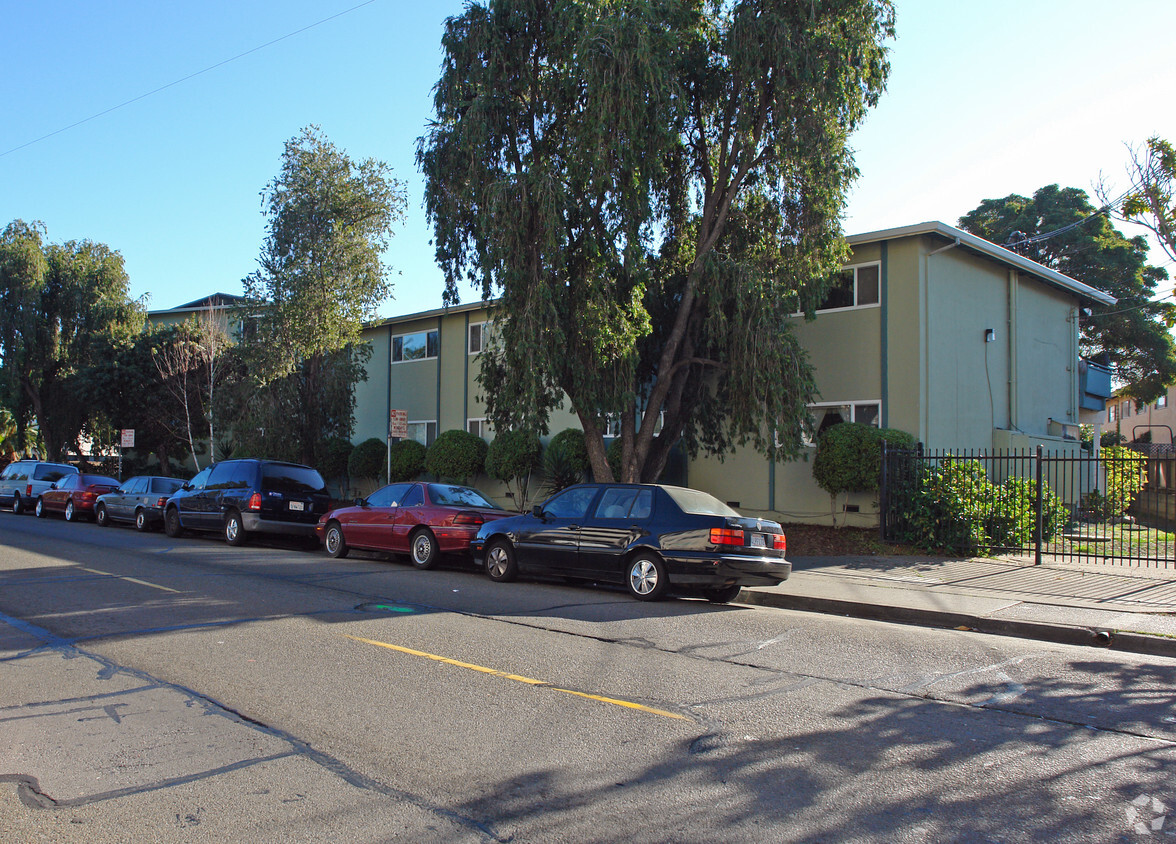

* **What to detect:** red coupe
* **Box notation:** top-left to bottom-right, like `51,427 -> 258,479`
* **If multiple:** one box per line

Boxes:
35,473 -> 120,522
316,482 -> 516,568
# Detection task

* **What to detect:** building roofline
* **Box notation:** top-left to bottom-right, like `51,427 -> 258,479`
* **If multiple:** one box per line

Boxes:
847,221 -> 1117,306
364,299 -> 493,330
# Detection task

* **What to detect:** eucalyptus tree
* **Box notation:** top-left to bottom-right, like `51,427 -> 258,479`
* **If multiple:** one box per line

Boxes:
0,220 -> 143,459
243,126 -> 407,464
959,185 -> 1176,403
1110,136 -> 1176,265
419,0 -> 894,482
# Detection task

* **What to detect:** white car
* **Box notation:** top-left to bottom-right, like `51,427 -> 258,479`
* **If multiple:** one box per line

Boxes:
0,460 -> 79,514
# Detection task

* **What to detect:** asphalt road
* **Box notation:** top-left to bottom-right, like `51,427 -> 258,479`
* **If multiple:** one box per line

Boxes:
3,511 -> 1176,842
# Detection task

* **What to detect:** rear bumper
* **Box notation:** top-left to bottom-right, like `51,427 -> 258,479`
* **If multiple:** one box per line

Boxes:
241,513 -> 320,537
662,552 -> 791,587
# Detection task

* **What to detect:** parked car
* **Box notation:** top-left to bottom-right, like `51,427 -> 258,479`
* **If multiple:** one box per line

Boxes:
95,475 -> 186,531
472,483 -> 790,603
163,459 -> 330,545
35,473 -> 120,521
316,482 -> 515,568
0,460 -> 79,514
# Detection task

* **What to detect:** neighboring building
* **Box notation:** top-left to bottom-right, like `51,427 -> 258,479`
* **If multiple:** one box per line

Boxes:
1105,387 -> 1176,446
352,221 -> 1117,525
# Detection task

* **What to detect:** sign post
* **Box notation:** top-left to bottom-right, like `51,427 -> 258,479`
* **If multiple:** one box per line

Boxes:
388,410 -> 408,483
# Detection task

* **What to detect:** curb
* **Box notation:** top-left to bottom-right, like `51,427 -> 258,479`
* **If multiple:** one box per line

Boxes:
737,590 -> 1176,659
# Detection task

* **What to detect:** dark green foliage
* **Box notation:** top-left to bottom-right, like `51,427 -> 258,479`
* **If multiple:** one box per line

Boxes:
893,458 -> 1069,556
485,428 -> 542,508
349,438 -> 388,483
318,437 -> 354,483
548,429 -> 590,477
959,185 -> 1176,402
812,423 -> 915,498
387,439 -> 426,483
425,429 -> 488,485
420,0 -> 894,482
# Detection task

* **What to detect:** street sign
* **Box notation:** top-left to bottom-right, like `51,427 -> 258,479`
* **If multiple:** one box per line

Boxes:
120,429 -> 135,448
389,409 -> 408,439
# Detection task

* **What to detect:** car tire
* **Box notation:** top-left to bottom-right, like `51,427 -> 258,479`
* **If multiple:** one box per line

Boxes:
409,528 -> 439,569
164,507 -> 184,538
325,522 -> 349,558
484,539 -> 518,583
12,492 -> 23,514
134,509 -> 150,532
700,584 -> 742,604
95,503 -> 109,527
626,552 -> 668,601
64,499 -> 77,522
35,497 -> 46,518
224,510 -> 249,546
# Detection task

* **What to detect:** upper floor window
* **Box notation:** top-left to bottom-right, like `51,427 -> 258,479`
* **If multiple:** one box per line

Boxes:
1158,395 -> 1169,409
393,330 -> 439,363
817,263 -> 881,312
1108,404 -> 1118,423
469,322 -> 485,355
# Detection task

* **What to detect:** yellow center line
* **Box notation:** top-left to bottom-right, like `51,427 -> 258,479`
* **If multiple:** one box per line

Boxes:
79,567 -> 182,593
344,634 -> 687,721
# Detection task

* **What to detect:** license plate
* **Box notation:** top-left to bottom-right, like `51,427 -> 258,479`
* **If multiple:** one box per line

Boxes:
750,533 -> 765,548
289,501 -> 304,511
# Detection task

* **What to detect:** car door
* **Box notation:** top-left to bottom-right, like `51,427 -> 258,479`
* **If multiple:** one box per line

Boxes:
112,477 -> 144,520
45,475 -> 76,513
174,466 -> 213,527
515,485 -> 599,573
345,483 -> 411,550
577,487 -> 654,579
389,484 -> 426,552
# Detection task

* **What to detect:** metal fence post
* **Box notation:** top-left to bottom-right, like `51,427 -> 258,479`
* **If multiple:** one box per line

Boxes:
879,439 -> 889,542
1034,444 -> 1044,565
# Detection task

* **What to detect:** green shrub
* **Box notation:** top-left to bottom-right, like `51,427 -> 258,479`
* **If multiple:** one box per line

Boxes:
348,438 -> 387,483
607,438 -> 623,481
485,429 -> 542,509
548,429 -> 589,477
1101,445 -> 1148,518
317,437 -> 353,483
388,439 -> 426,482
813,423 -> 916,498
425,429 -> 488,484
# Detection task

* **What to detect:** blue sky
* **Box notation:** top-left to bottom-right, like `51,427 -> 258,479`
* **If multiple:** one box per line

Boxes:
3,0 -> 1174,318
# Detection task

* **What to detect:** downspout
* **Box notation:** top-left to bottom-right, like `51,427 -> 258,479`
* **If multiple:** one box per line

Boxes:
436,316 -> 443,433
923,237 -> 960,442
880,240 -> 889,428
463,312 -> 470,431
1008,272 -> 1019,431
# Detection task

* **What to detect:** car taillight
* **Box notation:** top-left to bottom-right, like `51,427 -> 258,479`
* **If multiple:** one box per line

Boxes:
247,493 -> 262,511
453,512 -> 485,527
156,497 -> 168,507
25,483 -> 32,497
710,528 -> 745,546
80,491 -> 96,503
772,534 -> 787,552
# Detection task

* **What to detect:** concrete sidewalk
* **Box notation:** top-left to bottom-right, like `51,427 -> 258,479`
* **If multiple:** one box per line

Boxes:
739,555 -> 1176,658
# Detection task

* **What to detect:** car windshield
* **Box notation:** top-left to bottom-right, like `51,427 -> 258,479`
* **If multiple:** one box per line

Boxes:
262,465 -> 326,495
662,486 -> 741,517
428,484 -> 497,509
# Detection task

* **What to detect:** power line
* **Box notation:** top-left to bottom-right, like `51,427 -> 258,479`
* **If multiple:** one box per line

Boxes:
0,0 -> 380,160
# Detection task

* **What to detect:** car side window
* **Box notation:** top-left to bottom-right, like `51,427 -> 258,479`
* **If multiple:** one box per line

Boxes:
188,466 -> 213,490
228,462 -> 255,489
400,485 -> 424,508
36,465 -> 71,482
594,488 -> 638,520
124,478 -> 144,495
629,489 -> 653,520
544,487 -> 596,520
366,483 -> 411,508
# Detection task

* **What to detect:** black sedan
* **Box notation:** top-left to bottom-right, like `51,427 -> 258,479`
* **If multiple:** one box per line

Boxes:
95,475 -> 186,531
472,483 -> 790,603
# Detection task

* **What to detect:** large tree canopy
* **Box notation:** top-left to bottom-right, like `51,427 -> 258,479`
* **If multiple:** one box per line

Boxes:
959,185 -> 1176,403
1113,136 -> 1176,266
419,0 -> 894,482
242,125 -> 407,464
0,220 -> 144,459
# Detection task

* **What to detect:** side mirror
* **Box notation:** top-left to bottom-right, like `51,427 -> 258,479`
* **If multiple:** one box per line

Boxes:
182,483 -> 192,491
354,498 -> 367,507
531,504 -> 544,519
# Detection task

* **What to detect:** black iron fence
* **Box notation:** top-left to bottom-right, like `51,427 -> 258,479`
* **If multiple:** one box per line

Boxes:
880,443 -> 1176,567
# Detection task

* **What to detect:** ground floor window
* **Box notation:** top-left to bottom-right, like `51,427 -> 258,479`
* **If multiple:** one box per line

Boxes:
406,421 -> 437,446
805,401 -> 881,445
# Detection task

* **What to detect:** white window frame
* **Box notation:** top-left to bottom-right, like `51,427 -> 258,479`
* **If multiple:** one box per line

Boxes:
391,329 -> 440,364
405,420 -> 438,446
802,400 -> 882,446
812,261 -> 882,314
467,417 -> 492,440
468,322 -> 485,355
1158,395 -> 1169,409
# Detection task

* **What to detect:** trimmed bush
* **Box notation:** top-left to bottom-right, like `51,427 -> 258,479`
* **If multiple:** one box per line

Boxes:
425,429 -> 488,484
348,438 -> 387,483
388,439 -> 426,482
317,437 -> 354,483
485,428 -> 542,509
813,423 -> 916,498
548,429 -> 589,477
